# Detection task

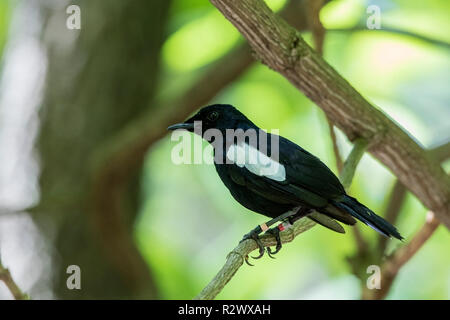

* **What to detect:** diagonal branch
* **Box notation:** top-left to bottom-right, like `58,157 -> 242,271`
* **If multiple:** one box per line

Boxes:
209,0 -> 450,228
194,218 -> 316,300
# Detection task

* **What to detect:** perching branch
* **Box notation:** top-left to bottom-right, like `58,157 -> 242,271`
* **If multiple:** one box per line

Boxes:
0,257 -> 28,300
194,218 -> 316,300
195,137 -> 369,300
209,0 -> 450,228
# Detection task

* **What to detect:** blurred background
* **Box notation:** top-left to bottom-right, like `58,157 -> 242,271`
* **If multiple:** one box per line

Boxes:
0,0 -> 448,299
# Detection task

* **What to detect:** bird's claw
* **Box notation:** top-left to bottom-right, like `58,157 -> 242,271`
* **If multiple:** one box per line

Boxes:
265,227 -> 282,258
241,228 -> 265,265
244,255 -> 254,266
240,222 -> 284,265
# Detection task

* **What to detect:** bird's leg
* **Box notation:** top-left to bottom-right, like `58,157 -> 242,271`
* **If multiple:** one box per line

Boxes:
240,225 -> 265,263
288,207 -> 313,225
265,225 -> 282,258
240,208 -> 302,265
266,207 -> 313,258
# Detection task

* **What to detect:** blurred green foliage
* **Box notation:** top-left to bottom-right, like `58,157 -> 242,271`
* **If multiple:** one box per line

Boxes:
135,0 -> 450,299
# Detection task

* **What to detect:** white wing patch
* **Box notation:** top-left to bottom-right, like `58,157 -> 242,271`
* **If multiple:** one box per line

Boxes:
226,142 -> 286,182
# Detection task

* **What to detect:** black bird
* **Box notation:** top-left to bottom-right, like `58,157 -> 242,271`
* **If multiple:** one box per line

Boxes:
168,104 -> 402,263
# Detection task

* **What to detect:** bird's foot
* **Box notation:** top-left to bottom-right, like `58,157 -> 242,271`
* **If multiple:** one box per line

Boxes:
265,226 -> 282,258
239,217 -> 295,265
240,226 -> 265,265
265,220 -> 296,258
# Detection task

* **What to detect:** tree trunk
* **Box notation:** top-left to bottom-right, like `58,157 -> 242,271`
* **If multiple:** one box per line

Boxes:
35,0 -> 171,299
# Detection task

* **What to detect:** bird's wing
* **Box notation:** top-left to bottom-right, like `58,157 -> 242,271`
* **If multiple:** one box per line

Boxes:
225,160 -> 329,208
277,135 -> 345,199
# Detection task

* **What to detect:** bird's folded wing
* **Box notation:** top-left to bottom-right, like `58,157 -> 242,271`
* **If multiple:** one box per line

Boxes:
227,164 -> 328,208
278,137 -> 345,198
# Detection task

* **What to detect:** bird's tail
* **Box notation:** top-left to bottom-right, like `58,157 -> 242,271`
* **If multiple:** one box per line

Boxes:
332,195 -> 403,240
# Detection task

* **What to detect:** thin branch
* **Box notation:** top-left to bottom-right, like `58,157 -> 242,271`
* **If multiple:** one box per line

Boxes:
195,136 -> 370,300
339,138 -> 369,190
352,225 -> 369,254
329,26 -> 450,50
327,121 -> 344,173
307,0 -> 344,174
0,258 -> 28,300
307,0 -> 325,56
339,138 -> 371,257
209,0 -> 450,228
383,181 -> 407,225
378,180 -> 407,253
364,212 -> 440,300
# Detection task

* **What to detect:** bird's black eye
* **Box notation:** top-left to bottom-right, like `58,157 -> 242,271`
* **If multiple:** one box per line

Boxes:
207,111 -> 219,122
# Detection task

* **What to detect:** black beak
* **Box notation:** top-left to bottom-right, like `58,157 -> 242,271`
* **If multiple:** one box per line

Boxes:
167,122 -> 195,131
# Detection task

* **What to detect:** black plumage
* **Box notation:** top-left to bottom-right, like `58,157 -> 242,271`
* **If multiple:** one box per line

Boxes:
168,104 -> 402,260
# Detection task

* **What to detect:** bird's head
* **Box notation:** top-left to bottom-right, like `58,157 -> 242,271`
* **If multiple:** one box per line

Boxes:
167,104 -> 253,135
